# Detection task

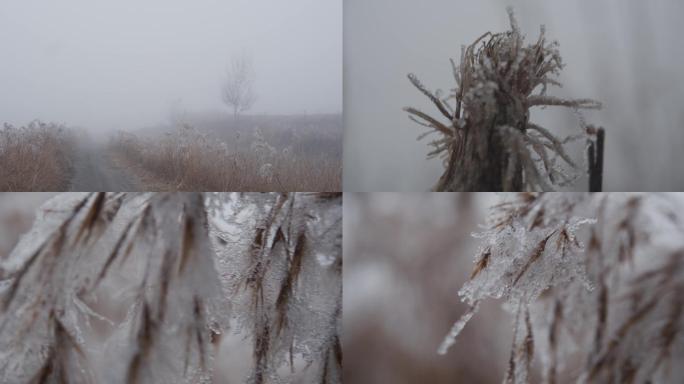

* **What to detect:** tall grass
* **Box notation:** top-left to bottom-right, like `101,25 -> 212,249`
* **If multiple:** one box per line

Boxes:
0,121 -> 74,191
110,124 -> 341,191
0,192 -> 342,383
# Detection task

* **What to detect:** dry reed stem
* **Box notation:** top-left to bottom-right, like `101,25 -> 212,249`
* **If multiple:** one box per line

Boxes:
110,123 -> 341,191
405,8 -> 602,191
0,121 -> 75,191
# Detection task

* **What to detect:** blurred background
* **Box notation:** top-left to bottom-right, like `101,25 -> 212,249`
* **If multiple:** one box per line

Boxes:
0,0 -> 342,133
344,0 -> 684,191
343,193 -> 514,383
0,193 -> 55,257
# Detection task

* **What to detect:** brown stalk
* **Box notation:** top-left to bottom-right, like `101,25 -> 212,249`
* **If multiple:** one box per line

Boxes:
546,300 -> 562,384
178,212 -> 195,274
588,293 -> 661,380
513,231 -> 555,286
94,218 -> 136,286
73,192 -> 106,245
470,247 -> 491,279
275,231 -> 306,334
523,309 -> 534,378
253,314 -> 271,384
193,295 -> 207,371
157,250 -> 175,323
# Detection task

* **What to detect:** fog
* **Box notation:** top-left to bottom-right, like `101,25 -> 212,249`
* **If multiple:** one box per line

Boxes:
344,0 -> 684,191
343,193 -> 511,383
0,0 -> 342,132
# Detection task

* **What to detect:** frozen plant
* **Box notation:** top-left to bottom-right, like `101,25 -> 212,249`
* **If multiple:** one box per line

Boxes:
251,127 -> 278,159
405,8 -> 602,191
109,123 -> 341,191
258,163 -> 275,184
0,192 -> 341,384
439,193 -> 684,383
0,120 -> 75,191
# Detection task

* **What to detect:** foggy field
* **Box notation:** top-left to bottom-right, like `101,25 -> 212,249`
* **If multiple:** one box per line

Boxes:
0,114 -> 342,191
0,0 -> 341,192
0,122 -> 75,191
110,113 -> 342,191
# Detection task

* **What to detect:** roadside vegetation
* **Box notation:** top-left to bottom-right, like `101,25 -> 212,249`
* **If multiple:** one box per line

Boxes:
110,115 -> 342,191
0,120 -> 74,191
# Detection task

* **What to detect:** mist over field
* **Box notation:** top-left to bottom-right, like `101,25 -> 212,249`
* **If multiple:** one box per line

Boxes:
0,0 -> 341,131
0,192 -> 342,383
344,0 -> 684,191
0,0 -> 342,191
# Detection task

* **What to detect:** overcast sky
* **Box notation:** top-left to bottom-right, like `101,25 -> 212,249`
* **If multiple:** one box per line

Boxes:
344,0 -> 684,191
0,0 -> 341,131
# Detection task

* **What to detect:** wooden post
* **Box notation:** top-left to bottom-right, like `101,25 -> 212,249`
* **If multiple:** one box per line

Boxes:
588,127 -> 605,192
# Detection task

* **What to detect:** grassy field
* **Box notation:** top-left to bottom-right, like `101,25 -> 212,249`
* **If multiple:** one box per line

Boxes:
0,121 -> 74,191
111,113 -> 342,191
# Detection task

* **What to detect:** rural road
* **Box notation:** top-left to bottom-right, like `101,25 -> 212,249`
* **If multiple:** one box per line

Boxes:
69,140 -> 139,191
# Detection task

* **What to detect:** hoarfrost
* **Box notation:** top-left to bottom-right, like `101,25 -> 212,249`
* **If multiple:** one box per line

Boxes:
405,8 -> 602,191
440,193 -> 684,383
0,192 -> 341,384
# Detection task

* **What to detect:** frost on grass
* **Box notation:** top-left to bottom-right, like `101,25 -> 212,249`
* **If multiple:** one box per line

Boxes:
0,192 -> 341,384
405,8 -> 602,191
207,192 -> 342,384
440,193 -> 684,383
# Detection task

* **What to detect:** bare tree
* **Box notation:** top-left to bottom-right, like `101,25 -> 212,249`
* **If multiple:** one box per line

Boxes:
221,54 -> 257,121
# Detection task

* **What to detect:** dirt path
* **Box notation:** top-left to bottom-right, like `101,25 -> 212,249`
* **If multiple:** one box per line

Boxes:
69,140 -> 139,191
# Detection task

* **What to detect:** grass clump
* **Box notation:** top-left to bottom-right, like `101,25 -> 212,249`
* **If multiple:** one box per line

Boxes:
110,124 -> 341,191
0,120 -> 74,191
405,8 -> 601,191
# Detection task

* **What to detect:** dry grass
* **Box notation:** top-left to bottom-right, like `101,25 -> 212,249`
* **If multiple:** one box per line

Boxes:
0,192 -> 341,383
0,121 -> 74,191
445,193 -> 684,383
405,8 -> 601,191
110,124 -> 341,191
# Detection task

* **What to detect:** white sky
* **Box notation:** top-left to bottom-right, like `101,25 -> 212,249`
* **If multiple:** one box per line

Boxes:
0,0 -> 342,131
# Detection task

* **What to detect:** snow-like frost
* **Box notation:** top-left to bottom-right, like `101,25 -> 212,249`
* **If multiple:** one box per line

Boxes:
436,302 -> 479,355
440,193 -> 684,384
0,192 -> 341,384
405,8 -> 602,191
206,193 -> 342,384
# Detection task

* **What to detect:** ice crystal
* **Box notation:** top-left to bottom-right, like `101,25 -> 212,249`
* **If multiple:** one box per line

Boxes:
206,192 -> 342,384
405,8 -> 602,191
440,193 -> 684,383
0,192 -> 341,384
